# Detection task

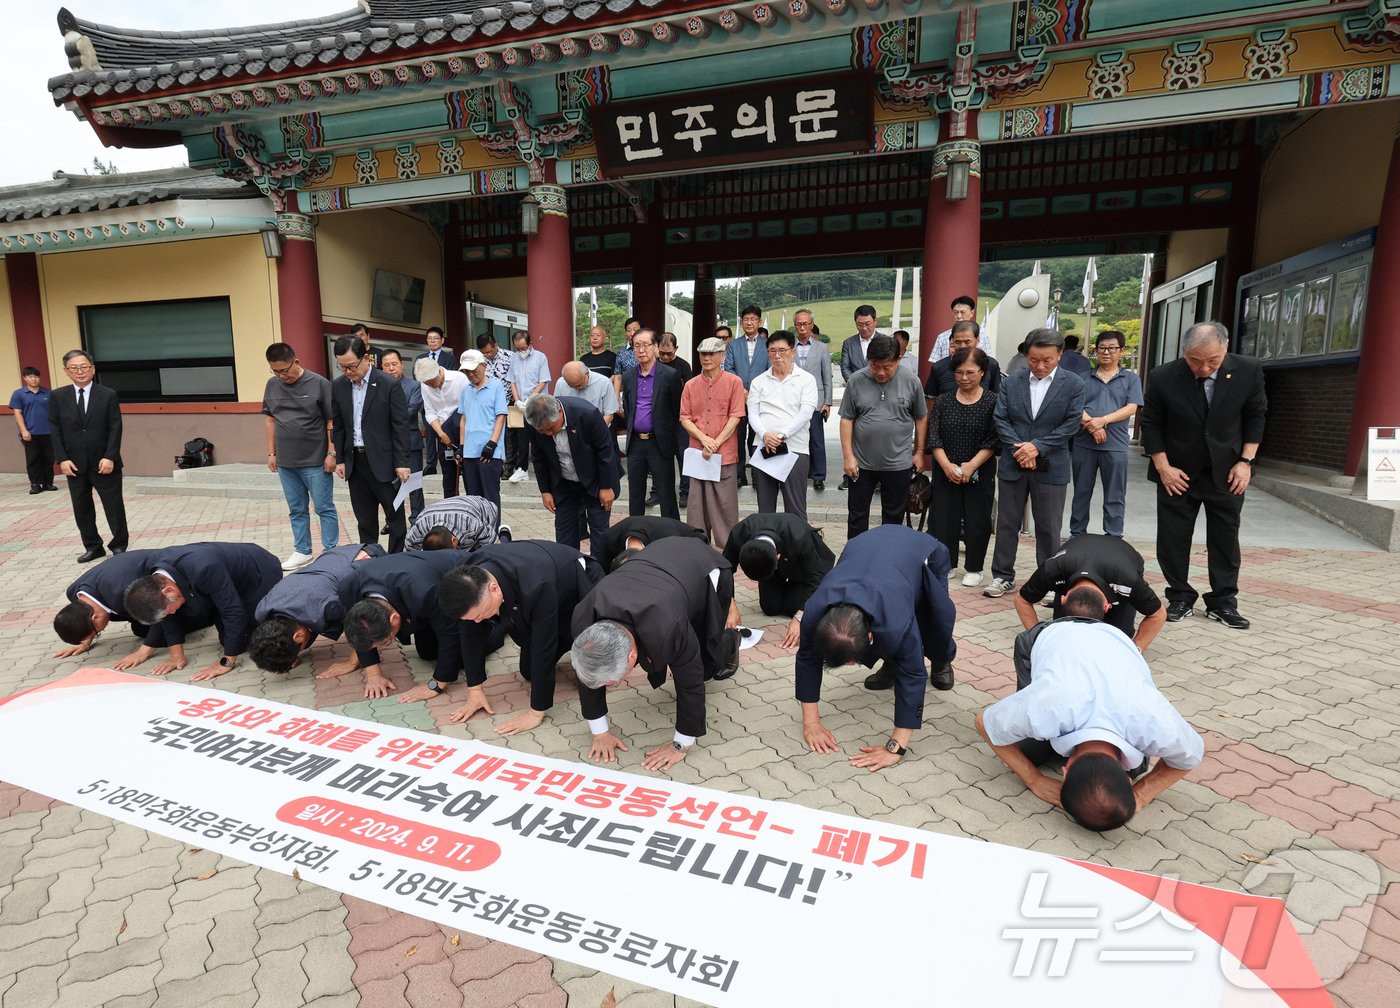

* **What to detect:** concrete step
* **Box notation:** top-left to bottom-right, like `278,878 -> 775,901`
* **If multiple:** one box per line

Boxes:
1251,467 -> 1400,552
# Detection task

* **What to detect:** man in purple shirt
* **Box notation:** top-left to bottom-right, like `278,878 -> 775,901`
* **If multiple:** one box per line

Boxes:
619,329 -> 684,518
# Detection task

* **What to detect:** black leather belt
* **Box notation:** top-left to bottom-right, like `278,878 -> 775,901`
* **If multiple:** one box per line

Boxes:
636,432 -> 652,439
353,446 -> 367,453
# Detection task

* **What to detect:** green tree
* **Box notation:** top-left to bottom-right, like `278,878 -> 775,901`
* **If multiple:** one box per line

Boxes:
669,291 -> 694,315
1095,279 -> 1143,326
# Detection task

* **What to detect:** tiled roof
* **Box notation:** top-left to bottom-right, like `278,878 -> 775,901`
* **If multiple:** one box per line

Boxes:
48,1 -> 666,103
0,166 -> 258,221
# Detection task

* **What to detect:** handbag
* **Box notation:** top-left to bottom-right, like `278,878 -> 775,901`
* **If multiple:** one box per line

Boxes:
904,471 -> 932,532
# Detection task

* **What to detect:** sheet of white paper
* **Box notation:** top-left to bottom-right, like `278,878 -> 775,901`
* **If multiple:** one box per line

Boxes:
682,447 -> 723,482
749,447 -> 799,482
392,470 -> 424,511
736,626 -> 763,650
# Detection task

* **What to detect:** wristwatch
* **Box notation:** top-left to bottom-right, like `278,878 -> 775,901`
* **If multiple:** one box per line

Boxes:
427,680 -> 444,693
885,739 -> 907,756
219,657 -> 235,668
672,741 -> 688,753
1238,456 -> 1257,466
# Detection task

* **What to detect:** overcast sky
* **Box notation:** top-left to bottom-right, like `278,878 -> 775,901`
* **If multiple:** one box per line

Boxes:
2,1 -> 338,186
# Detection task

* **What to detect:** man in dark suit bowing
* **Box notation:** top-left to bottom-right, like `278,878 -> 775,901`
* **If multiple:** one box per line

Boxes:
570,537 -> 741,773
337,548 -> 502,701
53,549 -> 163,661
985,328 -> 1087,599
723,512 -> 835,646
523,393 -> 618,559
437,540 -> 604,733
121,543 -> 283,683
796,525 -> 957,772
331,335 -> 412,553
619,329 -> 684,518
598,514 -> 707,573
1141,322 -> 1267,629
48,350 -> 127,562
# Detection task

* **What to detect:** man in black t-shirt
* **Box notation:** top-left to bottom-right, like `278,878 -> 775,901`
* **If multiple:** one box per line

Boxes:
1013,534 -> 1165,651
580,326 -> 617,381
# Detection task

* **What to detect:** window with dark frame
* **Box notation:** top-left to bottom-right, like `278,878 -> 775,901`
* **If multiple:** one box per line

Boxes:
78,296 -> 237,404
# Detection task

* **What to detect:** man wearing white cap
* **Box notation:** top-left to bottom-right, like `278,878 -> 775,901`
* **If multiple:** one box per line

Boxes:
455,349 -> 508,515
679,336 -> 748,546
414,355 -> 469,496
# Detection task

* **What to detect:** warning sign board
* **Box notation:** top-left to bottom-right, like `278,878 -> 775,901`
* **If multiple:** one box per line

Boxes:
1369,428 -> 1400,500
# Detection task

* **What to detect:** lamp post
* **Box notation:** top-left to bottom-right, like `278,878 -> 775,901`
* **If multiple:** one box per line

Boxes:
1051,285 -> 1063,330
519,192 -> 540,235
945,152 -> 973,201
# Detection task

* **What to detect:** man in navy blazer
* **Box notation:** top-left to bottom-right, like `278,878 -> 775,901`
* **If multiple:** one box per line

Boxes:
795,525 -> 957,773
986,328 -> 1087,598
330,336 -> 412,553
523,394 -> 619,558
53,548 -> 165,661
722,305 -> 768,483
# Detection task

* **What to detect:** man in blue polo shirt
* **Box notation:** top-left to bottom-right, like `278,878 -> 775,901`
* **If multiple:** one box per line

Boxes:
10,367 -> 56,494
1070,330 -> 1144,538
457,348 -> 509,515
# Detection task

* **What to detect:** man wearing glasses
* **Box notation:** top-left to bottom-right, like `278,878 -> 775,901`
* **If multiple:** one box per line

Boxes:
1069,331 -> 1143,538
746,330 -> 820,522
48,350 -> 127,563
330,335 -> 412,553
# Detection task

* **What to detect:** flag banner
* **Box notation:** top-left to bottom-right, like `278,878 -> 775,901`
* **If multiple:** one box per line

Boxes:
0,670 -> 1329,1007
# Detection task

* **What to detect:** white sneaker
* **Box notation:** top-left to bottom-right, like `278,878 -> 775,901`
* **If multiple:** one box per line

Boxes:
982,577 -> 1014,598
497,524 -> 512,543
281,551 -> 313,571
961,571 -> 984,588
508,468 -> 528,483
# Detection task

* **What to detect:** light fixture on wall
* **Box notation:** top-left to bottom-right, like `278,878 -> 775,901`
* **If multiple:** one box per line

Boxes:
260,228 -> 282,259
519,192 -> 540,235
945,152 -> 972,201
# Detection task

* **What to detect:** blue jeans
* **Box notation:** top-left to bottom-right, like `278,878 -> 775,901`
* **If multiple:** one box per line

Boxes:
277,465 -> 340,555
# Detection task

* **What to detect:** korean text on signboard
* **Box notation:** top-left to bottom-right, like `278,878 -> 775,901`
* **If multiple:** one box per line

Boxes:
595,72 -> 874,178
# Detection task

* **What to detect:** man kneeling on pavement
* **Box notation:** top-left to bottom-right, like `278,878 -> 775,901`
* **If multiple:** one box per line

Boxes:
975,580 -> 1204,832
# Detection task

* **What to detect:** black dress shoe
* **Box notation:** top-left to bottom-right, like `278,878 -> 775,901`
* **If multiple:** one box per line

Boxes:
644,493 -> 660,507
863,662 -> 895,690
814,479 -> 825,492
1206,607 -> 1251,630
77,547 -> 106,563
1165,600 -> 1194,622
110,547 -> 126,555
710,630 -> 741,681
929,661 -> 955,691
679,492 -> 689,507
423,465 -> 438,476
838,476 -> 852,491
43,485 -> 58,491
28,484 -> 40,495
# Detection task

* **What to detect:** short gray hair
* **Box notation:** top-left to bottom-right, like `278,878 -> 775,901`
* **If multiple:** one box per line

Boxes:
413,356 -> 442,382
1024,327 -> 1065,352
1182,321 -> 1229,354
523,393 -> 562,430
571,621 -> 634,689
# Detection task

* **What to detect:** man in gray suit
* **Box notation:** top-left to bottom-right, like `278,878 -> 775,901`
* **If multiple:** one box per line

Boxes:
985,328 -> 1087,598
793,309 -> 833,491
722,304 -> 768,486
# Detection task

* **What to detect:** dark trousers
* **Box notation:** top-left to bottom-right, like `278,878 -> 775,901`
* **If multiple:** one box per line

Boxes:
674,428 -> 690,496
847,467 -> 911,540
433,412 -> 464,498
67,467 -> 128,550
461,457 -> 503,517
347,460 -> 406,553
23,435 -> 54,487
628,436 -> 678,518
1155,474 -> 1244,609
736,418 -> 752,482
407,442 -> 425,524
808,411 -> 827,480
991,476 -> 1066,583
437,617 -> 506,685
463,617 -> 559,709
506,425 -> 531,475
554,479 -> 610,558
929,470 -> 996,573
759,577 -> 809,617
753,453 -> 810,522
1070,449 -> 1129,537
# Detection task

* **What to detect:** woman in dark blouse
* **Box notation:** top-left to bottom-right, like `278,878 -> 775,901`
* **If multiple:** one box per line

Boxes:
927,347 -> 999,587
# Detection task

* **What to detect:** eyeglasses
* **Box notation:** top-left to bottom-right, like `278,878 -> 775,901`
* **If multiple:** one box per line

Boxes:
1095,346 -> 1124,353
269,366 -> 294,376
337,361 -> 365,372
65,364 -> 94,372
767,346 -> 794,355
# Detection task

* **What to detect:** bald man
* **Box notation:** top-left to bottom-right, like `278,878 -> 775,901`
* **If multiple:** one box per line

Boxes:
554,361 -> 618,426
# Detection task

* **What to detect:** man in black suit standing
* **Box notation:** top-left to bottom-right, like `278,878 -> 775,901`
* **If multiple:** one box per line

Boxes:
48,350 -> 127,563
330,335 -> 412,553
618,328 -> 684,518
1141,322 -> 1267,629
522,393 -> 618,559
122,542 -> 283,682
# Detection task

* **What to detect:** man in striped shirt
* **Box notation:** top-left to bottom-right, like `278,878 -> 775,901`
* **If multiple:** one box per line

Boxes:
404,494 -> 506,552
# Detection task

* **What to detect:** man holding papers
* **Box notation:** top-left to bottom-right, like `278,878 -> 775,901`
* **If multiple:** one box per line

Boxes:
679,336 -> 747,546
747,330 -> 821,523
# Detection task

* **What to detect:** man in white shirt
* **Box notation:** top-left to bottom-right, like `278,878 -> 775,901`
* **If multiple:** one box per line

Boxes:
414,357 -> 469,496
974,599 -> 1204,832
926,295 -> 992,362
747,331 -> 821,522
507,330 -> 552,483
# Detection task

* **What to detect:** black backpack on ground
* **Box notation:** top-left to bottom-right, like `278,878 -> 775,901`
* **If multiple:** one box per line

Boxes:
176,438 -> 215,469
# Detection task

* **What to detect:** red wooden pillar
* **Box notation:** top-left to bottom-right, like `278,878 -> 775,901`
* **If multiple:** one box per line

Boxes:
4,253 -> 52,385
690,264 -> 717,370
1346,131 -> 1400,476
631,217 -> 667,340
526,161 -> 573,370
442,202 -> 469,360
918,124 -> 981,385
275,212 -> 327,374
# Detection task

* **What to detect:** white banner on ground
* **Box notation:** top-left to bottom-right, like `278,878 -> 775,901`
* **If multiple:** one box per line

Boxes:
0,670 -> 1326,1008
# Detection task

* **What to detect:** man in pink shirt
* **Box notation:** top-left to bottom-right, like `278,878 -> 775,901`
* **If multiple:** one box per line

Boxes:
679,337 -> 747,546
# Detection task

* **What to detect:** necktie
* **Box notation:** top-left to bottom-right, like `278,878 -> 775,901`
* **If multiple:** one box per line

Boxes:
1195,376 -> 1209,413
77,387 -> 86,423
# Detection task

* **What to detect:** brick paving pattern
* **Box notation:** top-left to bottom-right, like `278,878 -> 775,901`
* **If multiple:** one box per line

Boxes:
0,475 -> 1397,1006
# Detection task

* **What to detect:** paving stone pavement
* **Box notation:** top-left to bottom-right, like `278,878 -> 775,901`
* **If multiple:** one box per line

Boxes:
0,472 -> 1398,1006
